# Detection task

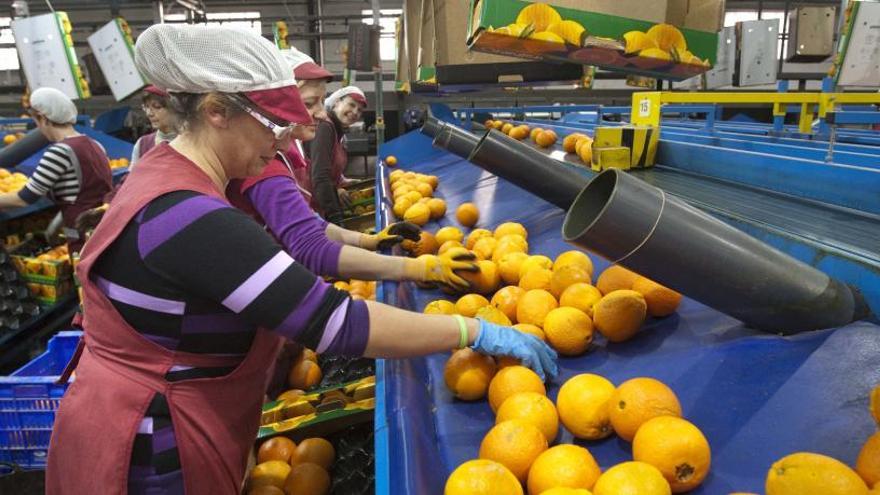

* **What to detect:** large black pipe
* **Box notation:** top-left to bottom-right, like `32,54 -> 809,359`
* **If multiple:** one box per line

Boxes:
561,170 -> 866,333
0,129 -> 48,169
420,116 -> 447,138
432,125 -> 481,158
463,129 -> 587,211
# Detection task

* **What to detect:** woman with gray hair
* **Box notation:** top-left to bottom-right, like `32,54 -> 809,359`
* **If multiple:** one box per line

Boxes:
45,24 -> 556,494
0,87 -> 112,253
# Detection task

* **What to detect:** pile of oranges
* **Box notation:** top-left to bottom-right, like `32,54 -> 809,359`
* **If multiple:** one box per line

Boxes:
108,157 -> 129,169
2,133 -> 24,146
0,168 -> 28,194
389,169 -> 443,227
246,435 -> 335,495
332,279 -> 376,301
486,119 -> 558,149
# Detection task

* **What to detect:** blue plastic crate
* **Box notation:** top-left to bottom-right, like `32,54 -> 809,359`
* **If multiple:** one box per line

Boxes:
0,330 -> 81,471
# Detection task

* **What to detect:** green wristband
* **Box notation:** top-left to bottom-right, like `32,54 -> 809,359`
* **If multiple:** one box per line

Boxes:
453,314 -> 469,349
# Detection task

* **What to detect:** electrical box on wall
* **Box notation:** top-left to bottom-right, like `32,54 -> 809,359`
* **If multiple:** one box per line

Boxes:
347,24 -> 380,72
832,0 -> 880,87
786,6 -> 836,62
704,25 -> 736,89
734,18 -> 779,87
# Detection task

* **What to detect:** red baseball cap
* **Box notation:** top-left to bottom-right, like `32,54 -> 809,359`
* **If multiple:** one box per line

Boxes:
294,61 -> 333,82
243,85 -> 313,126
143,85 -> 168,97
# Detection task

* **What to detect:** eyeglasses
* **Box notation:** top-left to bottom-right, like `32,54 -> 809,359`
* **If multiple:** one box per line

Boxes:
230,95 -> 295,141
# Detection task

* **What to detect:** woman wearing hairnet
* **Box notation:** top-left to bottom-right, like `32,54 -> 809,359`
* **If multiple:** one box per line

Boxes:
0,87 -> 112,253
130,85 -> 178,167
45,24 -> 556,494
303,85 -> 367,223
227,48 -> 477,293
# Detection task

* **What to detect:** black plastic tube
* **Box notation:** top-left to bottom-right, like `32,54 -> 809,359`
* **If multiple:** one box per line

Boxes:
562,170 -> 865,333
465,129 -> 587,210
0,130 -> 48,169
432,125 -> 481,158
420,117 -> 447,138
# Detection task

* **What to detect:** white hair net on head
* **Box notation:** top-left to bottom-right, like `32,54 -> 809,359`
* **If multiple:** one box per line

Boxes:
281,48 -> 314,72
29,87 -> 77,125
325,86 -> 366,111
134,23 -> 297,94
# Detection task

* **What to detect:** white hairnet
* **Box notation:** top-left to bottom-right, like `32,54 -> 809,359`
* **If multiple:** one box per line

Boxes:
281,48 -> 314,72
325,86 -> 366,111
29,87 -> 77,125
134,23 -> 297,94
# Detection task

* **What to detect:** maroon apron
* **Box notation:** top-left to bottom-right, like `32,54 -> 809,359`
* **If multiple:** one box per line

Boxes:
46,143 -> 283,494
296,121 -> 348,214
135,131 -> 158,159
54,136 -> 112,254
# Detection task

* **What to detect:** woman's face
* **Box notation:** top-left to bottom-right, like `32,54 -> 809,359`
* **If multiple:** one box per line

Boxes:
333,95 -> 364,128
143,97 -> 175,133
295,79 -> 327,142
209,101 -> 290,179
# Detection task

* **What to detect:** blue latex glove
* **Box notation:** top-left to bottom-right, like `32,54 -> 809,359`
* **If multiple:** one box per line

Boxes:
472,320 -> 559,381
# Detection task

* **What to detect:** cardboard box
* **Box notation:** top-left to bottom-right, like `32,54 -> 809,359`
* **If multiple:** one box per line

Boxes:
593,125 -> 659,167
468,0 -> 725,81
417,0 -> 437,81
430,0 -> 586,84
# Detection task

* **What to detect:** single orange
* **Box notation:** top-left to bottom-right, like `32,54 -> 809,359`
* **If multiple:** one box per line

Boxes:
559,283 -> 602,315
766,452 -> 868,495
495,391 -> 559,442
632,277 -> 682,317
542,307 -> 593,356
247,486 -> 285,495
258,436 -> 297,464
288,360 -> 322,390
530,127 -> 544,142
563,133 -> 589,153
424,299 -> 456,315
857,431 -> 880,488
475,305 -> 512,326
490,286 -> 525,323
549,264 -> 592,299
535,129 -> 558,148
385,155 -> 398,166
553,250 -> 594,276
513,323 -> 546,341
461,260 -> 500,295
427,198 -> 447,220
472,236 -> 498,260
593,290 -> 648,343
479,419 -> 548,482
608,377 -> 682,442
528,444 -> 601,495
488,365 -> 546,412
633,416 -> 711,493
497,252 -> 530,285
438,240 -> 464,256
444,347 -> 497,400
593,461 -> 671,495
518,255 -> 553,279
291,438 -> 335,469
502,123 -> 515,135
596,265 -> 640,295
283,462 -> 331,495
445,459 -> 523,495
557,373 -> 615,440
456,203 -> 480,228
248,460 -> 291,490
466,228 -> 493,250
519,267 -> 553,291
872,385 -> 880,425
516,289 -> 558,328
455,293 -> 490,317
493,222 -> 528,240
435,226 -> 465,246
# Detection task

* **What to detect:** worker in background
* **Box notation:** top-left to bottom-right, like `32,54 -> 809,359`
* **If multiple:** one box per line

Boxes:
46,24 -> 557,494
227,48 -> 470,291
129,85 -> 178,167
304,85 -> 367,223
0,87 -> 111,254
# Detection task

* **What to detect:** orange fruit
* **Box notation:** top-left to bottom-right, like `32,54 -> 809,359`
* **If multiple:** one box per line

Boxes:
593,461 -> 671,495
247,486 -> 285,495
633,416 -> 711,493
766,452 -> 868,495
495,391 -> 559,442
258,436 -> 297,464
491,120 -> 504,130
248,460 -> 291,490
444,347 -> 497,400
513,323 -> 546,341
466,228 -> 493,250
509,125 -> 530,141
519,255 -> 553,279
333,281 -> 350,291
490,286 -> 525,323
577,139 -> 593,165
475,305 -> 512,326
276,389 -> 306,403
502,123 -> 514,135
436,226 -> 465,246
495,233 -> 528,253
559,283 -> 602,315
492,242 -> 529,265
416,182 -> 434,198
404,190 -> 423,204
438,240 -> 464,256
535,129 -> 558,148
385,155 -> 398,166
393,198 -> 413,218
480,419 -> 548,482
456,203 -> 480,227
543,307 -> 593,356
404,203 -> 431,226
461,260 -> 500,295
488,365 -> 546,412
516,289 -> 558,328
497,252 -> 530,285
872,385 -> 880,425
608,377 -> 682,442
528,444 -> 601,495
593,290 -> 648,343
485,119 -> 495,128
445,459 -> 523,495
472,236 -> 498,260
298,347 -> 318,363
291,438 -> 335,469
288,360 -> 322,390
857,432 -> 880,488
425,175 -> 439,188
632,277 -> 682,317
596,265 -> 640,295
539,489 -> 592,495
455,293 -> 490,317
427,198 -> 447,220
557,373 -> 615,440
553,250 -> 594,276
549,264 -> 592,299
530,127 -> 544,142
493,222 -> 527,240
495,356 -> 520,370
283,462 -> 330,495
424,299 -> 456,315
519,267 -> 553,291
562,133 -> 589,153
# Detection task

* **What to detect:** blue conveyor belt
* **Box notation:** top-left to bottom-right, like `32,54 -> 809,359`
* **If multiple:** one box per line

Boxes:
374,133 -> 880,495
